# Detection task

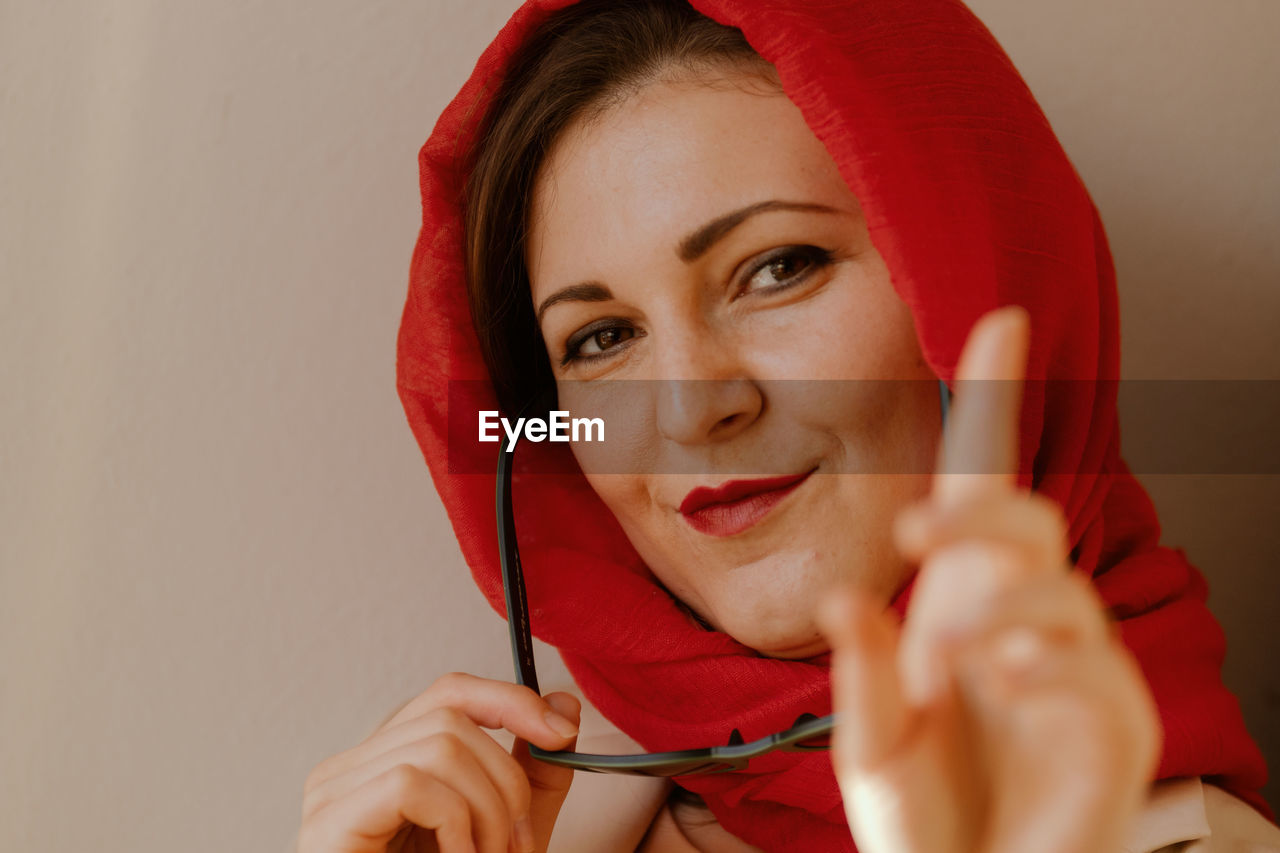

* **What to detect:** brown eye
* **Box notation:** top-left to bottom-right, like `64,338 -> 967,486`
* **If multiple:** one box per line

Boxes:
742,246 -> 833,294
769,253 -> 811,278
561,321 -> 638,366
586,326 -> 630,353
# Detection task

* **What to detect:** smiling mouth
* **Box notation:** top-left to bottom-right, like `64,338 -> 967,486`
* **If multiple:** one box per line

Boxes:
679,468 -> 817,538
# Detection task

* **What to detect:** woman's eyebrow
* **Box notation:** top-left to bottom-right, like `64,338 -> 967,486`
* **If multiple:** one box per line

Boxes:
535,199 -> 844,323
676,199 -> 842,262
536,281 -> 612,323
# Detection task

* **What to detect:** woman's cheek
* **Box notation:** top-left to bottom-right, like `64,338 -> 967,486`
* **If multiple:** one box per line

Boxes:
563,380 -> 656,477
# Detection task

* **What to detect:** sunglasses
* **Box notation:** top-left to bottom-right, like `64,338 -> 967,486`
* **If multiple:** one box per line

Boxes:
494,379 -> 952,775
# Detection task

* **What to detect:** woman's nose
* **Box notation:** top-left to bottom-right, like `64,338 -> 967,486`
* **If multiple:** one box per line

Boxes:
653,332 -> 763,446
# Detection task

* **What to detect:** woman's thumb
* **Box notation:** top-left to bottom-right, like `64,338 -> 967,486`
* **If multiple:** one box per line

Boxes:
817,585 -> 911,775
511,691 -> 580,850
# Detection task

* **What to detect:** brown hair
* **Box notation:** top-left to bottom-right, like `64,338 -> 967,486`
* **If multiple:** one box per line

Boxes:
462,0 -> 778,414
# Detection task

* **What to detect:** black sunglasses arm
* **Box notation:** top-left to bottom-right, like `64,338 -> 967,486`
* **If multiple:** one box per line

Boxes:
497,426 -> 540,695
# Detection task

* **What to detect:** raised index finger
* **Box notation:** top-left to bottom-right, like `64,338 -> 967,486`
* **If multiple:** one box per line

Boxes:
933,306 -> 1030,509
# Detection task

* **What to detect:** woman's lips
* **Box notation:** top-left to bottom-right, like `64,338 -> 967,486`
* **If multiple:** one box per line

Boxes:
679,469 -> 816,537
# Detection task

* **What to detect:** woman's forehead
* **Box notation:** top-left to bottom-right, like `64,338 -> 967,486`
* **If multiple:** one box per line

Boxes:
525,78 -> 858,293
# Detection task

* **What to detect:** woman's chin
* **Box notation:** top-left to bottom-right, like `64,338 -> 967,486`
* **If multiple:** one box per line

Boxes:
752,635 -> 832,660
712,603 -> 833,660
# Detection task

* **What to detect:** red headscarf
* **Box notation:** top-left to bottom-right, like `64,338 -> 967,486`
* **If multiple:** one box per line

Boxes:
396,0 -> 1272,848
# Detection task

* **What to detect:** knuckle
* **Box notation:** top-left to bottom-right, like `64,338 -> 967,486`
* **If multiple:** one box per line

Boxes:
432,670 -> 473,695
385,762 -> 427,798
422,731 -> 468,766
302,756 -> 337,796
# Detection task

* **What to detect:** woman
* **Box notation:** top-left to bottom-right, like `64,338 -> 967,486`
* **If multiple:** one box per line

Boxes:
298,1 -> 1279,850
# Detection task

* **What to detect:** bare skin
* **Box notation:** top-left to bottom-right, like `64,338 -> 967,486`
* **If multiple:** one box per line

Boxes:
527,73 -> 939,658
298,675 -> 581,853
296,71 -> 1160,853
815,308 -> 1161,853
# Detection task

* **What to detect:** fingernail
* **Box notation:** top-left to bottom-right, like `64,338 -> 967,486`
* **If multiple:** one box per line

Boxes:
544,710 -> 579,739
513,814 -> 535,853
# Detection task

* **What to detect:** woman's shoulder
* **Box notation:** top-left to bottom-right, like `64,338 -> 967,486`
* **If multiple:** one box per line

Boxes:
1124,776 -> 1280,852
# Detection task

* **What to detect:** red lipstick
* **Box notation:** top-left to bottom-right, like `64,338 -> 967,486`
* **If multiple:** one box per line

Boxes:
679,469 -> 815,537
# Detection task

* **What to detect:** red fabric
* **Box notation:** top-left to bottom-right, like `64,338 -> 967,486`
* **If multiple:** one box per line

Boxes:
395,0 -> 1273,848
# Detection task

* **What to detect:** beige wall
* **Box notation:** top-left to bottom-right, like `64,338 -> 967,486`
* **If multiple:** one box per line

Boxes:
1,1 -> 1276,850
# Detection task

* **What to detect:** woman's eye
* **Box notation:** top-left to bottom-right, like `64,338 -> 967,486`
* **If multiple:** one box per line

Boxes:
741,246 -> 833,294
561,322 -> 636,366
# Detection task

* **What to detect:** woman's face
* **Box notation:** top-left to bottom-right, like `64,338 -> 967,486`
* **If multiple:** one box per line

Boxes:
526,71 -> 940,659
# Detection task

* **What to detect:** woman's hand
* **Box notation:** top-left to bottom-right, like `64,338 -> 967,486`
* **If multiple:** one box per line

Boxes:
817,306 -> 1163,853
298,672 -> 581,853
